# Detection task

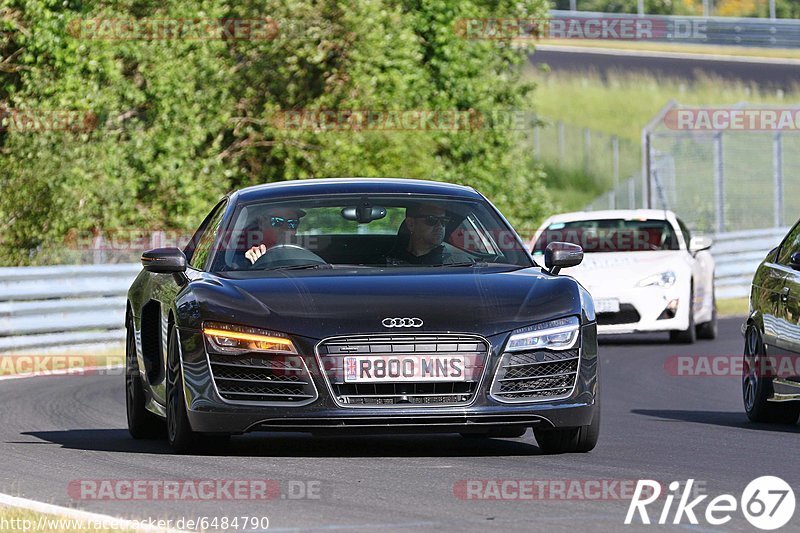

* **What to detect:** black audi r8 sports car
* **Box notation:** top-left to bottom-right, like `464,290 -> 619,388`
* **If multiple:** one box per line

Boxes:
743,219 -> 800,423
126,178 -> 599,453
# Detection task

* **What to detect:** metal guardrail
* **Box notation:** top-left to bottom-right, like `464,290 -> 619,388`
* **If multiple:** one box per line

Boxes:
551,10 -> 800,48
0,229 -> 786,352
0,264 -> 140,353
712,227 -> 787,300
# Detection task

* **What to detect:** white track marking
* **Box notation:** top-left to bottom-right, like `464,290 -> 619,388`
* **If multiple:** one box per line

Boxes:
0,492 -> 191,532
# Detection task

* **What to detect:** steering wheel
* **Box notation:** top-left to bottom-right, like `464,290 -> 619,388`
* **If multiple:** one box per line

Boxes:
253,244 -> 329,269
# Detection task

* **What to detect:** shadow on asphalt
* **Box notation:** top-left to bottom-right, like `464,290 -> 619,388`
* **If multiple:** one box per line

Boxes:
631,409 -> 800,433
21,429 -> 552,457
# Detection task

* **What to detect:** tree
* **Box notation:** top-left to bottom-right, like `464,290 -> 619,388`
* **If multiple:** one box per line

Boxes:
0,0 -> 552,265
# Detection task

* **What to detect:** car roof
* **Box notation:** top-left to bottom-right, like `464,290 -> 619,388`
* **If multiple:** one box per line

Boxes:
542,209 -> 678,225
234,178 -> 483,203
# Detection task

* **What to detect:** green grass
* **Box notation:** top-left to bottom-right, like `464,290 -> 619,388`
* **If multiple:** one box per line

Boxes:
717,297 -> 749,318
528,70 -> 800,143
529,71 -> 800,222
541,163 -> 607,212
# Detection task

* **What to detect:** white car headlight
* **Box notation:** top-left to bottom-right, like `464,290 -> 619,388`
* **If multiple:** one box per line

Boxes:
637,271 -> 677,289
203,322 -> 298,355
506,316 -> 580,352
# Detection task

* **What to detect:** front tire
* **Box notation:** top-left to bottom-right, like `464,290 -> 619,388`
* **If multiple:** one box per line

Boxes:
743,325 -> 800,424
533,403 -> 600,454
126,323 -> 164,439
166,327 -> 200,453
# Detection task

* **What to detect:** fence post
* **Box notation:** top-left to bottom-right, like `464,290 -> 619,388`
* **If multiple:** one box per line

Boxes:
628,178 -> 636,209
713,131 -> 725,234
773,131 -> 784,228
558,121 -> 565,166
583,128 -> 591,175
570,0 -> 577,11
612,135 -> 620,187
642,130 -> 651,208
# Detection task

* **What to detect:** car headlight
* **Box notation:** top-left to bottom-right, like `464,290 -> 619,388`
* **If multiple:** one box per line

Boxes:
203,322 -> 298,355
637,271 -> 677,288
505,316 -> 580,352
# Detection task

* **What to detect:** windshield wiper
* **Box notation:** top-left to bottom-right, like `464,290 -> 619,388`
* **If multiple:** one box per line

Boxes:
265,263 -> 331,271
435,261 -> 488,268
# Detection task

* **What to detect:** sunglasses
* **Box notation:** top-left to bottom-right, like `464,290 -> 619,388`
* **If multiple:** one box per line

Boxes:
415,215 -> 451,227
270,216 -> 300,229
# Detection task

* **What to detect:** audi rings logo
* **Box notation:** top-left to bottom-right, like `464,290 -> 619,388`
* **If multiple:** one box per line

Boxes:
382,317 -> 423,328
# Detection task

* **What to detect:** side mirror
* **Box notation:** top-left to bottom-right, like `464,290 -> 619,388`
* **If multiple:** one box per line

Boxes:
544,242 -> 583,276
790,252 -> 800,272
689,236 -> 713,253
141,248 -> 187,273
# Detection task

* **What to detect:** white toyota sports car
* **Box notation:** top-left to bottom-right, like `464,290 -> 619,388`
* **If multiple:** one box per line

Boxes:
531,209 -> 716,343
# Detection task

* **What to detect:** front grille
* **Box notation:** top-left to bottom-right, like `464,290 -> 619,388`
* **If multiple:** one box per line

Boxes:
208,354 -> 317,405
316,334 -> 489,408
597,304 -> 641,325
490,349 -> 579,402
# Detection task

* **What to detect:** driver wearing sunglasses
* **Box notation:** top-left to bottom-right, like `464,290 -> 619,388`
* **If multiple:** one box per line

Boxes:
244,207 -> 305,265
387,203 -> 469,265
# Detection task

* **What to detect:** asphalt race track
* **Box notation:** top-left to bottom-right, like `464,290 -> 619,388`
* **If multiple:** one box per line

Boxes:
1,318 -> 797,532
531,46 -> 800,91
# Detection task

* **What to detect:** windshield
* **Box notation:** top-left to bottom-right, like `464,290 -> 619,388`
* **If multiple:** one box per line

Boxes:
532,218 -> 680,254
210,195 -> 533,272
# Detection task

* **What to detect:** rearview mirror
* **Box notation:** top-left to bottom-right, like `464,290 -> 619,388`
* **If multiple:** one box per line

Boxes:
689,236 -> 713,253
544,242 -> 583,276
790,252 -> 800,272
341,205 -> 387,223
142,248 -> 187,273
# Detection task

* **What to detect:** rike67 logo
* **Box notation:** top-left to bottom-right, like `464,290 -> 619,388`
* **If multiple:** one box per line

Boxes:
625,477 -> 795,530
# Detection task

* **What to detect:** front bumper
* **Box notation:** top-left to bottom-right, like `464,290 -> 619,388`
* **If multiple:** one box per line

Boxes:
593,286 -> 689,335
175,325 -> 599,434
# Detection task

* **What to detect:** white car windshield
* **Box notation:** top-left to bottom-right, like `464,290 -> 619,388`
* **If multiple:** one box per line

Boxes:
533,218 -> 680,254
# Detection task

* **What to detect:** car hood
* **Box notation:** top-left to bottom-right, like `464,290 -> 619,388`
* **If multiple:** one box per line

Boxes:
563,251 -> 687,293
180,267 -> 584,341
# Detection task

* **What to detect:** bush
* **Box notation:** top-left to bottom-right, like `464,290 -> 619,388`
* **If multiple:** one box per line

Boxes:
0,0 -> 553,265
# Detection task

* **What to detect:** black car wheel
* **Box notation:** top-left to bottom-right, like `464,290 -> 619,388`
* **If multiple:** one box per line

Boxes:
533,400 -> 600,454
166,326 -> 201,453
696,291 -> 718,340
743,325 -> 800,424
166,326 -> 230,453
125,322 -> 164,439
670,286 -> 696,344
